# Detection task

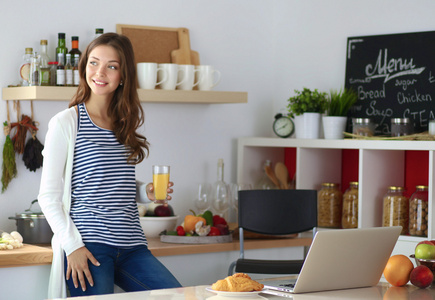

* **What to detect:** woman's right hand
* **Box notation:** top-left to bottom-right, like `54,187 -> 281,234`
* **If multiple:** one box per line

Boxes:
66,246 -> 100,291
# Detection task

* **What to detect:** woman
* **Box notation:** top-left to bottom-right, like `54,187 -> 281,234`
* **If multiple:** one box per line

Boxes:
38,33 -> 181,298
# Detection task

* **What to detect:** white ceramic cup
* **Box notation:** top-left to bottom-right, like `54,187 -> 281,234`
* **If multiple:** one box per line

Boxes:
158,63 -> 186,90
177,64 -> 201,90
137,63 -> 167,89
195,65 -> 221,91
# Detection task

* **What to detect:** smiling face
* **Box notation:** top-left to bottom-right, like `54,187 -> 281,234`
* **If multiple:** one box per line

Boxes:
86,45 -> 122,99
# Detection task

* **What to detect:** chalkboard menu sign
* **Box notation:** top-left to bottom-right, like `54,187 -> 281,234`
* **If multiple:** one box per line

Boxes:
345,31 -> 435,134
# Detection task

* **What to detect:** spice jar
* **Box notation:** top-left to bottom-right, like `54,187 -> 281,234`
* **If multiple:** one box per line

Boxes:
391,118 -> 413,137
318,183 -> 342,228
409,185 -> 428,237
352,118 -> 375,137
342,182 -> 358,229
382,186 -> 408,235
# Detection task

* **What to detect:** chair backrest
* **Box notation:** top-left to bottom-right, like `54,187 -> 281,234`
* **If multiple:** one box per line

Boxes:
238,189 -> 317,235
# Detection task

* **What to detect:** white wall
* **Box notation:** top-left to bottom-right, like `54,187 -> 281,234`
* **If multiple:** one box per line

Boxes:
1,0 -> 435,245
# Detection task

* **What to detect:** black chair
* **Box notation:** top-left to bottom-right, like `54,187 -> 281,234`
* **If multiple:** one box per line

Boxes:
228,189 -> 317,276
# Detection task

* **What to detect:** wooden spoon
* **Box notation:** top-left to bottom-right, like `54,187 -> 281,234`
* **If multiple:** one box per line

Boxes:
265,165 -> 281,189
275,162 -> 289,189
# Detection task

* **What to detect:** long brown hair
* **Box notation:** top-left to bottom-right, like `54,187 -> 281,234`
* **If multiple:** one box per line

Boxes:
69,33 -> 149,164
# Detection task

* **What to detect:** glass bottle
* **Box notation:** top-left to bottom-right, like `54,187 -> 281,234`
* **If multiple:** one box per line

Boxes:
409,185 -> 428,237
69,36 -> 82,66
254,160 -> 278,190
382,186 -> 408,235
56,33 -> 68,65
342,182 -> 359,229
39,40 -> 51,86
73,54 -> 80,86
29,52 -> 41,86
211,158 -> 229,217
49,61 -> 58,86
317,183 -> 342,228
56,53 -> 65,86
65,54 -> 73,87
95,28 -> 104,39
19,47 -> 33,86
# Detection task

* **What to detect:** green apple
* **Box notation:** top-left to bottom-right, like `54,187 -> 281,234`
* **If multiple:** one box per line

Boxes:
415,243 -> 435,259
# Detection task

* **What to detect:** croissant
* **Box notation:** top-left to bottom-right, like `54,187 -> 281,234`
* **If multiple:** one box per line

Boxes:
211,273 -> 264,292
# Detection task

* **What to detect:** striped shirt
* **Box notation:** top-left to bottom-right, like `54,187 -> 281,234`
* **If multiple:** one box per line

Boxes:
70,103 -> 147,247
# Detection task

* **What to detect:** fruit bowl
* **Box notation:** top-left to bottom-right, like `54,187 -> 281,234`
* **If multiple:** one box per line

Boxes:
140,216 -> 179,238
410,254 -> 435,282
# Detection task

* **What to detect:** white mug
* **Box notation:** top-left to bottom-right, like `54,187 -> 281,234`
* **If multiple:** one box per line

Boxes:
137,63 -> 167,89
177,64 -> 201,91
158,63 -> 186,90
195,65 -> 221,91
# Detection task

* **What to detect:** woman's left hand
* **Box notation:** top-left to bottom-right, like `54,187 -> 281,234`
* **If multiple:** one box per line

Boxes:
146,181 -> 174,201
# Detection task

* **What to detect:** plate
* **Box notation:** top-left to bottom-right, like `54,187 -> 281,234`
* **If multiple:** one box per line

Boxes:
205,286 -> 265,297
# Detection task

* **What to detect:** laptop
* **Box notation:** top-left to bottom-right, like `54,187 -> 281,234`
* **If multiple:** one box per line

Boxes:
261,226 -> 401,294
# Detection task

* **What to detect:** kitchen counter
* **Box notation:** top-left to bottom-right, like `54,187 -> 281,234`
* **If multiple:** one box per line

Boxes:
0,236 -> 312,268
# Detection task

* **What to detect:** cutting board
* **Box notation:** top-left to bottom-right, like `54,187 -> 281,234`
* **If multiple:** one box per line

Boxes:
171,28 -> 200,65
160,234 -> 232,244
116,24 -> 200,65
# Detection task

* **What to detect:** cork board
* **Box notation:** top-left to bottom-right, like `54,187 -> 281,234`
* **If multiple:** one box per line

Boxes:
116,24 -> 193,65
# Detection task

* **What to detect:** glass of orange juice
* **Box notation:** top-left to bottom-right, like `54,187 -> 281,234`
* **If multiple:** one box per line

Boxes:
152,165 -> 170,204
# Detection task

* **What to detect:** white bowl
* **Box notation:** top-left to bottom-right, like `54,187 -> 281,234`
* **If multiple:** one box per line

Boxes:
140,216 -> 179,238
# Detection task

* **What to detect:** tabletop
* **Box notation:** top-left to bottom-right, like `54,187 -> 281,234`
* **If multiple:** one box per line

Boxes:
51,282 -> 435,300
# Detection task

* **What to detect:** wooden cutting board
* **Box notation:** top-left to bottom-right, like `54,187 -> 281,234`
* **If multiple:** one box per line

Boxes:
171,28 -> 200,65
116,24 -> 200,65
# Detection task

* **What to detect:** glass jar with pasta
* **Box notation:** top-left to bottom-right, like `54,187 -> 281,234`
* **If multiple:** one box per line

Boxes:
342,182 -> 359,229
318,183 -> 342,228
409,185 -> 428,237
382,186 -> 408,235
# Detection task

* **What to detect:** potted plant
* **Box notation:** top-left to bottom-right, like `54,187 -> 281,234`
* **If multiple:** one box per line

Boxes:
323,88 -> 358,139
287,88 -> 327,139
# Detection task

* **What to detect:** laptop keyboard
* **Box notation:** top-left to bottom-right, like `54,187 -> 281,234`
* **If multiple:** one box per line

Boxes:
279,283 -> 295,288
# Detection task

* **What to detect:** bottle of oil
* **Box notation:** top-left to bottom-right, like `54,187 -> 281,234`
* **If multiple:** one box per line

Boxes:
73,54 -> 80,86
69,36 -> 81,66
56,53 -> 65,86
39,40 -> 51,86
65,54 -> 73,86
56,33 -> 68,65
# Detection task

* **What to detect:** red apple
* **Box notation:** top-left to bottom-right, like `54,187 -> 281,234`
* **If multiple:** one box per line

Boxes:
154,205 -> 172,216
417,240 -> 435,248
215,223 -> 229,235
410,265 -> 433,288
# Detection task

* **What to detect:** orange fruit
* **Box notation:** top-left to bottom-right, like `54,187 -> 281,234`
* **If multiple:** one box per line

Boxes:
383,254 -> 414,287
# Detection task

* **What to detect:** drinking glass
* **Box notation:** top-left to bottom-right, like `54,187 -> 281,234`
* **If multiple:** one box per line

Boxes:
211,182 -> 230,217
194,183 -> 211,213
152,165 -> 170,204
230,183 -> 252,222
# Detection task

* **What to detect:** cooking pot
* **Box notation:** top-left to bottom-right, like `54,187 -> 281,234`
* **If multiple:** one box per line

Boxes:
8,200 -> 53,244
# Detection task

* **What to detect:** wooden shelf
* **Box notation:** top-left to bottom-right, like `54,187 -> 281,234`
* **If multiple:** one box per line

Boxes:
2,86 -> 247,104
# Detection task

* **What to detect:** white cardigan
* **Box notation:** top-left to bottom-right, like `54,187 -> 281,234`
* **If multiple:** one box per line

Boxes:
38,107 -> 148,299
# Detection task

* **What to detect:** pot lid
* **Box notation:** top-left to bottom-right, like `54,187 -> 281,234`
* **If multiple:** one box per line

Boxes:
15,212 -> 45,218
15,199 -> 45,218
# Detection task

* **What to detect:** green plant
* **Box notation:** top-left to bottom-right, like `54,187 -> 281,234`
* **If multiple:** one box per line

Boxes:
287,88 -> 328,118
326,88 -> 358,117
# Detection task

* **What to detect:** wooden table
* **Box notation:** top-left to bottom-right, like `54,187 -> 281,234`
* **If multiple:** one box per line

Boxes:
46,281 -> 435,299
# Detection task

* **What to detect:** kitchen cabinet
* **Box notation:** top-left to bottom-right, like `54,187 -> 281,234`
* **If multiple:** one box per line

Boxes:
237,137 -> 435,255
2,86 -> 247,104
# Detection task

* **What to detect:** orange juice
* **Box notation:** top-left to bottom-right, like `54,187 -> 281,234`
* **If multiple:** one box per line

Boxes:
153,173 -> 170,200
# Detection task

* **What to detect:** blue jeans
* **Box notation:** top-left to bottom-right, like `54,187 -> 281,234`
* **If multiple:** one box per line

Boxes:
65,242 -> 181,297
